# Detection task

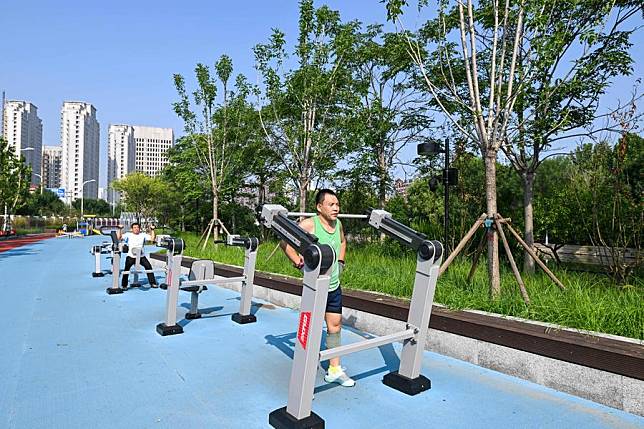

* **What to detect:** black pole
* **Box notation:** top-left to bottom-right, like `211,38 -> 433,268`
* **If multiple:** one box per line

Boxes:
443,138 -> 449,256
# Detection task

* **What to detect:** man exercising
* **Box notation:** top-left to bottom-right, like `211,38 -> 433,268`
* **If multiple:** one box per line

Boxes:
116,222 -> 159,288
280,189 -> 355,387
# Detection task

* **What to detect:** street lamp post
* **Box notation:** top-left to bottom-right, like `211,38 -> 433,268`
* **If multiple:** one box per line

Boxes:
81,179 -> 96,219
417,138 -> 459,257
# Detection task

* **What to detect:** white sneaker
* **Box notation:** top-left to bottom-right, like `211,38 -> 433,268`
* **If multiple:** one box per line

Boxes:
324,367 -> 355,387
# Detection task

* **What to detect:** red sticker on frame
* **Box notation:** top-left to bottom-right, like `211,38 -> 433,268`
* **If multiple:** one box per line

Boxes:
297,312 -> 311,349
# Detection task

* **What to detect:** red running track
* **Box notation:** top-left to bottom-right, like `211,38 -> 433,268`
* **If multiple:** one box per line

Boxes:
0,234 -> 56,253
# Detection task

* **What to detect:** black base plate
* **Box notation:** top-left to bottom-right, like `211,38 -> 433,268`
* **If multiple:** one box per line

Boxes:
130,283 -> 141,288
106,287 -> 124,295
159,283 -> 168,290
156,323 -> 184,336
185,312 -> 202,320
269,407 -> 324,429
232,313 -> 257,324
382,371 -> 431,395
92,272 -> 105,277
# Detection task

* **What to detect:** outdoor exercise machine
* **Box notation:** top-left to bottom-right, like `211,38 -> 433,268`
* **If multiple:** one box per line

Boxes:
260,204 -> 443,429
155,234 -> 260,336
89,240 -> 114,277
89,227 -> 132,278
106,234 -> 179,295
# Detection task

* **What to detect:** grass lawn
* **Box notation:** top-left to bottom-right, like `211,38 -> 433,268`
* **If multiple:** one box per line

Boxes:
175,232 -> 643,340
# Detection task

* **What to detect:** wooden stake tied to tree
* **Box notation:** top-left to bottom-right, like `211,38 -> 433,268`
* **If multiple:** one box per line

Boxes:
440,212 -> 565,305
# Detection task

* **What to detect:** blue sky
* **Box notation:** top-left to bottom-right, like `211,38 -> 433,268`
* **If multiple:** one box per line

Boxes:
1,1 -> 641,187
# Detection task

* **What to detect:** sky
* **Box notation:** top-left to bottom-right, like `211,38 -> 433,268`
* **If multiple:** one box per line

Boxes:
1,1 -> 642,188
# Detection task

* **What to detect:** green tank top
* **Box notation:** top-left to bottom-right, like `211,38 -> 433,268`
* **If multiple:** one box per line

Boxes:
313,215 -> 341,291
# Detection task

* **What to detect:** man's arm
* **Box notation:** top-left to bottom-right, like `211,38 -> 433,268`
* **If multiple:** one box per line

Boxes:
148,225 -> 156,242
339,223 -> 346,262
280,218 -> 315,268
116,225 -> 124,241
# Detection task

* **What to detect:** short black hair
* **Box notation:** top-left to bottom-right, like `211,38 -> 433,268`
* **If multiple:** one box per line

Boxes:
315,189 -> 337,206
131,222 -> 141,228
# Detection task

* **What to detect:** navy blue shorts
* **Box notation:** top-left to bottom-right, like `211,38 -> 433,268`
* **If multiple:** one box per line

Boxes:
326,286 -> 343,314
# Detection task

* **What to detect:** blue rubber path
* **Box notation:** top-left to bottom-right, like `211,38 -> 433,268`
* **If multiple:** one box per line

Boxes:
0,236 -> 642,428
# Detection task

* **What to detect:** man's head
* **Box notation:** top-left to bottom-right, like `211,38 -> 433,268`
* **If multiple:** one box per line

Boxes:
315,189 -> 340,221
131,223 -> 141,234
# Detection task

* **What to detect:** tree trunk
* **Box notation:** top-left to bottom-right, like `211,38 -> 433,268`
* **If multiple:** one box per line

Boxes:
484,151 -> 501,298
522,171 -> 535,274
212,183 -> 219,241
298,177 -> 308,213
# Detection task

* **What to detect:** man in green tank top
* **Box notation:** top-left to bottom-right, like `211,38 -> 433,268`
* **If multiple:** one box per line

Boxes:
280,189 -> 355,387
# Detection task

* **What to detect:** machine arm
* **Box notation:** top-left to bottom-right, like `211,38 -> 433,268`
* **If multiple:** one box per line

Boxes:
260,204 -> 334,271
368,209 -> 442,262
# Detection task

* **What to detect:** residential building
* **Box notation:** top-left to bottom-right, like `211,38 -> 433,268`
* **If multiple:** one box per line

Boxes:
2,100 -> 43,185
133,126 -> 173,176
42,145 -> 62,188
107,124 -> 135,204
393,178 -> 411,198
60,101 -> 100,202
98,187 -> 107,201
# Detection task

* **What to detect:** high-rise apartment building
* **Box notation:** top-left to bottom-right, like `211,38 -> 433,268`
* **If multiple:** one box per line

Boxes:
42,146 -> 62,188
107,124 -> 135,204
2,100 -> 43,185
60,101 -> 100,202
133,126 -> 173,176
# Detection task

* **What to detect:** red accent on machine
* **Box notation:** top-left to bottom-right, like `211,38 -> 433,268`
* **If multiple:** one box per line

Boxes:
297,311 -> 311,349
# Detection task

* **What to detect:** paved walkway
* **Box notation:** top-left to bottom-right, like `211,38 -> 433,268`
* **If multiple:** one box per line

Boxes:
0,236 -> 642,428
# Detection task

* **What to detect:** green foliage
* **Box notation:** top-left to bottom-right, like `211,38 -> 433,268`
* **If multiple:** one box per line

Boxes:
16,190 -> 66,216
253,0 -> 361,209
219,202 -> 261,237
173,54 -> 261,231
345,24 -> 433,207
111,172 -> 168,221
565,136 -> 642,280
71,198 -> 112,217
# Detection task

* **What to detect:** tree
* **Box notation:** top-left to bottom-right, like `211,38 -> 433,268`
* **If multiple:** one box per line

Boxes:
17,189 -> 66,216
385,0 -> 640,292
71,198 -> 112,217
174,56 -> 257,242
568,135 -> 642,282
500,0 -> 641,273
162,136 -> 210,231
111,172 -> 167,223
348,24 -> 433,208
254,0 -> 360,212
0,137 -> 31,231
386,0 -> 532,296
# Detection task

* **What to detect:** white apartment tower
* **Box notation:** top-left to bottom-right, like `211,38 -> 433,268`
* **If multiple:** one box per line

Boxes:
2,100 -> 43,185
60,101 -> 100,201
107,124 -> 135,204
133,126 -> 173,176
42,146 -> 62,188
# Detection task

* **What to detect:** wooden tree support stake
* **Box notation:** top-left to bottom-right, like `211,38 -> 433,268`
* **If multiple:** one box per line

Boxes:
501,218 -> 566,290
198,218 -> 215,251
467,232 -> 487,284
495,216 -> 530,305
440,213 -> 487,275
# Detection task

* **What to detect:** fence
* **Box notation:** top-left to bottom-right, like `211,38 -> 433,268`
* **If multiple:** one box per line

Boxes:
535,243 -> 641,272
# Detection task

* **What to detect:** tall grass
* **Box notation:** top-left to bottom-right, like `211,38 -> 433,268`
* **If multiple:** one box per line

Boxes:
176,233 -> 643,340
